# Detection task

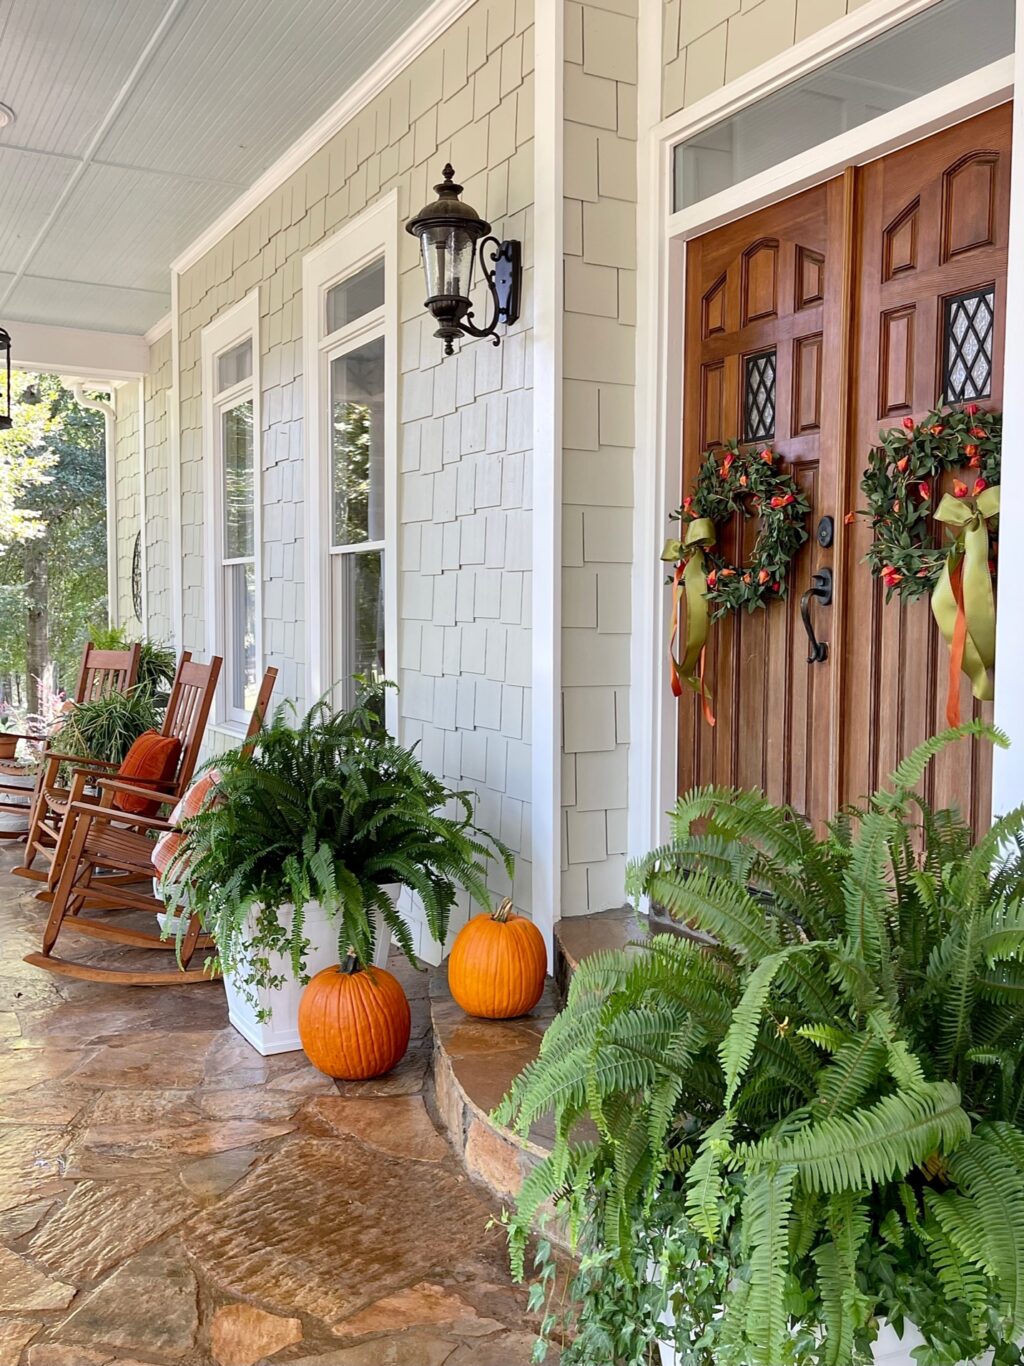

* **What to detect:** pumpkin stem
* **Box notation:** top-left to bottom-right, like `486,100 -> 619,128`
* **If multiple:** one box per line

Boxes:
492,897 -> 514,923
342,948 -> 361,974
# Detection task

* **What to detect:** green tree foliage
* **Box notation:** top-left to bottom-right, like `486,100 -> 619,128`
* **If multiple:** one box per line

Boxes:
0,374 -> 107,704
499,724 -> 1024,1366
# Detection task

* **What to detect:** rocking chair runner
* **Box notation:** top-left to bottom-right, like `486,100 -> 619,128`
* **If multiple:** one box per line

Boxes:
23,667 -> 277,986
15,651 -> 218,890
1,640 -> 141,844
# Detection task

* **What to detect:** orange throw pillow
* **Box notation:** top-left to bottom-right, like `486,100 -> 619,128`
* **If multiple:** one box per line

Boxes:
113,731 -> 182,817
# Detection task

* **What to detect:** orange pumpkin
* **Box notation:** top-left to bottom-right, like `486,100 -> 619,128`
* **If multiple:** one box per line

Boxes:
448,898 -> 547,1019
298,956 -> 411,1079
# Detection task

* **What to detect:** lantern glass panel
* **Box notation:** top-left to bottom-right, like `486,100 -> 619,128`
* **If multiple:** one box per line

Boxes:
418,225 -> 478,300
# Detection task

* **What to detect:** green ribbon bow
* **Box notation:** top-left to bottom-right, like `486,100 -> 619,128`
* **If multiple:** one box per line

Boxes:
661,516 -> 716,697
931,485 -> 999,711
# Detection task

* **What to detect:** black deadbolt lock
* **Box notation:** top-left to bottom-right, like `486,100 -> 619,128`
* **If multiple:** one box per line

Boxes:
816,516 -> 835,549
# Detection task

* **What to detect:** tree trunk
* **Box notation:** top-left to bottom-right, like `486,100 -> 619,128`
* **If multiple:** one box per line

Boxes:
24,539 -> 48,715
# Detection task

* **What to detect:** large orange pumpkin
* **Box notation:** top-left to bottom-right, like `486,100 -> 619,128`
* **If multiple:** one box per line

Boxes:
298,956 -> 411,1079
448,898 -> 547,1019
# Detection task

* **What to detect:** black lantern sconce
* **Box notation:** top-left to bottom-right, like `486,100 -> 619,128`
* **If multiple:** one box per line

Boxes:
406,164 -> 521,357
0,328 -> 11,430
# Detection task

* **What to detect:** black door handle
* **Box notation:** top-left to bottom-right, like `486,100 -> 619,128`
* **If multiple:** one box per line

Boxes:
800,568 -> 832,664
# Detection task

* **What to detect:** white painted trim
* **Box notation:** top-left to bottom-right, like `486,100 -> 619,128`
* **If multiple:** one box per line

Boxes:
630,0 -> 674,862
200,289 -> 263,726
11,321 -> 148,379
632,0 -> 1016,860
144,313 -> 172,347
171,0 -> 476,275
137,376 -> 148,630
301,191 -> 399,736
991,0 -> 1024,819
531,0 -> 563,963
666,57 -> 1013,240
655,0 -> 941,144
169,272 -> 183,651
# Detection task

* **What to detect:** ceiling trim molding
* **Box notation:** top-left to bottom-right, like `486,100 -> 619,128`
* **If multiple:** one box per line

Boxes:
144,312 -> 172,346
170,0 -> 476,275
9,320 -> 149,379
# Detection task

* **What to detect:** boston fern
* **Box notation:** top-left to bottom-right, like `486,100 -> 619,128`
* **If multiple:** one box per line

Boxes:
164,690 -> 513,994
498,723 -> 1024,1366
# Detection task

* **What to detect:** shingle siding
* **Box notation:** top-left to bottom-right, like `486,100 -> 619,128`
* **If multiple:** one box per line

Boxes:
560,0 -> 636,916
663,0 -> 872,117
144,331 -> 173,644
113,385 -> 141,633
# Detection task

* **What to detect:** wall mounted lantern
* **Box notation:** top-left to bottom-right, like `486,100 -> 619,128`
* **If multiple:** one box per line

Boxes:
0,328 -> 11,430
406,163 -> 521,357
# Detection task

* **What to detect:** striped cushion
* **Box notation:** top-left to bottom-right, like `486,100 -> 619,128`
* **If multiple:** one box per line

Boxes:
151,770 -> 221,880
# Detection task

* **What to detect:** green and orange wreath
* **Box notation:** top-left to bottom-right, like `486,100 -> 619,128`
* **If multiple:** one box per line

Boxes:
662,441 -> 811,718
859,402 -> 1001,722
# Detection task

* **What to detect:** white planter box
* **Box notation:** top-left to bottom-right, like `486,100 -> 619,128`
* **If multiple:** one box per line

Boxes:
222,889 -> 396,1057
657,1316 -> 998,1365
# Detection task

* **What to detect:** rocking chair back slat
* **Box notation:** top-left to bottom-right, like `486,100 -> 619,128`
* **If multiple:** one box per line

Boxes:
74,642 -> 142,704
160,653 -> 222,797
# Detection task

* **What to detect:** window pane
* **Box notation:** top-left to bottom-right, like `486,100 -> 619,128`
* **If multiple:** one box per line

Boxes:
743,350 -> 776,442
326,260 -> 385,334
330,337 -> 385,547
331,549 -> 384,708
217,338 -> 253,392
672,0 -> 1014,212
222,400 -> 254,559
943,289 -> 995,403
224,560 -> 257,714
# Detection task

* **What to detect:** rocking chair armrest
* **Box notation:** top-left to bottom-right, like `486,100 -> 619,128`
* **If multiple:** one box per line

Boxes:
0,729 -> 45,743
40,750 -> 120,771
67,799 -> 176,833
94,776 -> 176,807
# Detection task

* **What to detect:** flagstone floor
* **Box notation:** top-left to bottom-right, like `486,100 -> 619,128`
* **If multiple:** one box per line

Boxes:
0,845 -> 553,1366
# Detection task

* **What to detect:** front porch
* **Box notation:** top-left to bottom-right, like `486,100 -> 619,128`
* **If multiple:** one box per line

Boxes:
0,846 -> 547,1366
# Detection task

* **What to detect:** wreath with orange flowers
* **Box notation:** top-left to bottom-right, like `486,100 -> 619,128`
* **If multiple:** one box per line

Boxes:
669,441 -> 812,617
861,403 -> 1001,602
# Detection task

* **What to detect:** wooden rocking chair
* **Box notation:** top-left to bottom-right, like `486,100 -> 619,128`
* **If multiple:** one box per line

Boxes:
14,651 -> 220,892
23,667 -> 277,986
1,640 -> 141,844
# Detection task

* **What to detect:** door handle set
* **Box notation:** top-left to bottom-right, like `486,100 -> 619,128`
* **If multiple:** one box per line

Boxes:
800,567 -> 832,664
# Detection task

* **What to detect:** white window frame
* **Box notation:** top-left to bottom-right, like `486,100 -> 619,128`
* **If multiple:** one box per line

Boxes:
302,191 -> 399,734
632,0 -> 1018,860
201,290 -> 263,730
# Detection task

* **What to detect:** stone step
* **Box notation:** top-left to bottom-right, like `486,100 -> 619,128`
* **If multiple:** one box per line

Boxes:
427,910 -> 647,1216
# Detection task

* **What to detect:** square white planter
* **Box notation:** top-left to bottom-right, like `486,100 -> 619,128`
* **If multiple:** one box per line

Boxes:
657,1317 -> 999,1365
222,890 -> 396,1057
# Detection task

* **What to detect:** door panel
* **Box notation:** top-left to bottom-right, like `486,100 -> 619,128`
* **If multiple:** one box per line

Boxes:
840,103 -> 1010,825
679,103 -> 1010,832
680,178 -> 850,821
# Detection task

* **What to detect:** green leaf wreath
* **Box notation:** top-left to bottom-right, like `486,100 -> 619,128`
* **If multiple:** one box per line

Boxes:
860,403 -> 1001,603
670,441 -> 811,617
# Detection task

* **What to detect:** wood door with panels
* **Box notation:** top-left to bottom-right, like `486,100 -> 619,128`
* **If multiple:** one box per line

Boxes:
680,177 -> 851,820
678,103 -> 1011,830
840,102 -> 1010,829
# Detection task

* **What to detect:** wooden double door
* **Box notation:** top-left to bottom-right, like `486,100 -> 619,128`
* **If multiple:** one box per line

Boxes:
679,103 -> 1011,830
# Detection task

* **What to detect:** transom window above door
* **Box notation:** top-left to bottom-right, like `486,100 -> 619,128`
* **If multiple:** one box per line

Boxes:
671,0 -> 1013,214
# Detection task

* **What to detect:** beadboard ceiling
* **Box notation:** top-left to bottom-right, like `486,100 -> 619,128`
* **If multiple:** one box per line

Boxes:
0,0 -> 434,336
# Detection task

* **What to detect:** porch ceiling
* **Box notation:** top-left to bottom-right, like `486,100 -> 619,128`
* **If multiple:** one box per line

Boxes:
0,0 -> 434,337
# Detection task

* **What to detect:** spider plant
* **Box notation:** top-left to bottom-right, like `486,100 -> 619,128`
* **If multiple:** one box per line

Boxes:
87,625 -> 176,702
498,723 -> 1024,1366
163,686 -> 514,994
57,685 -> 162,765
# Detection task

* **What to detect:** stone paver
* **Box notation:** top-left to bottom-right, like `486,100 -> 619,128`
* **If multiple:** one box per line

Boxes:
0,847 -> 554,1364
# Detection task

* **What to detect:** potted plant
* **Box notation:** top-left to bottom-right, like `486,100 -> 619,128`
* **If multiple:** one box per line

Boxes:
58,685 -> 162,766
165,685 -> 513,1061
0,701 -> 20,760
498,723 -> 1024,1366
87,625 -> 176,704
